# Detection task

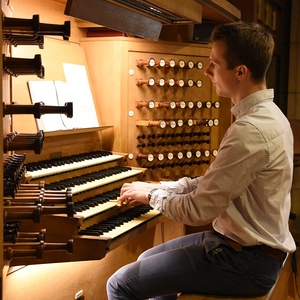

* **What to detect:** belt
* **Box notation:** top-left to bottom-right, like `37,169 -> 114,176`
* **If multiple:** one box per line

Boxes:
223,236 -> 287,260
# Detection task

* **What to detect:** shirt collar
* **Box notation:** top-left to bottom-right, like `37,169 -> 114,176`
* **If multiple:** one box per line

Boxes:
231,89 -> 274,119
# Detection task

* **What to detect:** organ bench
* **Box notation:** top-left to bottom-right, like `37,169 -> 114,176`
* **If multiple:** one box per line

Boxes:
178,252 -> 297,300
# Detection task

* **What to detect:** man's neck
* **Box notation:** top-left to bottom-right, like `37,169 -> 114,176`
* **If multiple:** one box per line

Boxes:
232,82 -> 267,105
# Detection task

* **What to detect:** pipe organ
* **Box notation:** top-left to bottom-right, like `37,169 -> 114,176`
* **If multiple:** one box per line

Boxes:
1,0 -> 238,299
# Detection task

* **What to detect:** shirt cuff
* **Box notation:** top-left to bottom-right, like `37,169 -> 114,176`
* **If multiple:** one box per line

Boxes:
160,177 -> 198,194
149,189 -> 169,212
160,180 -> 184,194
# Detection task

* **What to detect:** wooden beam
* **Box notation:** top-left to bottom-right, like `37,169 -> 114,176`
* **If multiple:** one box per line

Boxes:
197,0 -> 241,22
64,0 -> 163,40
143,0 -> 202,23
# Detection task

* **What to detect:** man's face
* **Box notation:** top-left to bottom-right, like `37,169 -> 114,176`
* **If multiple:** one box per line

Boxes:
204,40 -> 238,99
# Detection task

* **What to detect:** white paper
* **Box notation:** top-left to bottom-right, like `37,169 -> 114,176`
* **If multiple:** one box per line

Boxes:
54,80 -> 76,130
63,63 -> 99,129
27,80 -> 67,131
27,63 -> 99,132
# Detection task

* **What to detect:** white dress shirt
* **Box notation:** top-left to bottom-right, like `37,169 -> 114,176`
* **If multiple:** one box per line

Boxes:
150,89 -> 296,252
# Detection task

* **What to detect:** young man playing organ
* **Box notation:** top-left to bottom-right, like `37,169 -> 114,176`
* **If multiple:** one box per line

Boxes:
107,21 -> 296,299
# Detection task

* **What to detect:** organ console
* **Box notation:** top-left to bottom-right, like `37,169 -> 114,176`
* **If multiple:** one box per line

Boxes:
2,145 -> 165,269
12,146 -> 165,249
0,0 -> 240,298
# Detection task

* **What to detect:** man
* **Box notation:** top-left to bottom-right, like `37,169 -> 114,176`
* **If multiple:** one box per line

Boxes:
106,21 -> 296,300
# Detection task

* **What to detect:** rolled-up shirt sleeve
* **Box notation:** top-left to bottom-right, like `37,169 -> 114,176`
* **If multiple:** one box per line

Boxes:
149,120 -> 270,226
160,177 -> 201,194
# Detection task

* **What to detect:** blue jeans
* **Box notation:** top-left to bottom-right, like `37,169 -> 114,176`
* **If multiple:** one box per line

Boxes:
106,230 -> 284,300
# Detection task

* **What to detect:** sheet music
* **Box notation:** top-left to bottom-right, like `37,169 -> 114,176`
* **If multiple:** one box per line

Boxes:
27,80 -> 67,131
63,63 -> 99,129
54,80 -> 76,130
27,64 -> 99,132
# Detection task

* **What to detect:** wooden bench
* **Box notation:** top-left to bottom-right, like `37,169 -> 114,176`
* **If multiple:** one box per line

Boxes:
178,253 -> 296,300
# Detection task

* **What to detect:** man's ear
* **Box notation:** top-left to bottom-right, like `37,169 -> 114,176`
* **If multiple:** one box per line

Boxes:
236,65 -> 247,79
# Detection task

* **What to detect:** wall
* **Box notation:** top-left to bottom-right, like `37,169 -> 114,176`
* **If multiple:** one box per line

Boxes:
288,0 -> 300,235
287,0 -> 300,119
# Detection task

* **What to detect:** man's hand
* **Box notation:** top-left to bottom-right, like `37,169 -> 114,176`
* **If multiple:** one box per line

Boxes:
118,181 -> 161,206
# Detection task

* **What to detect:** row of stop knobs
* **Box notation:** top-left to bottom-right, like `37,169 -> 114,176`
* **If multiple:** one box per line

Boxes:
136,58 -> 204,70
136,77 -> 204,88
136,118 -> 219,128
137,149 -> 218,162
136,100 -> 220,109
